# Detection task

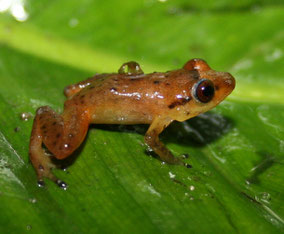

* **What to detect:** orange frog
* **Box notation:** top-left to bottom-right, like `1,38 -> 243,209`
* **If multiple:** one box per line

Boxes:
29,59 -> 235,188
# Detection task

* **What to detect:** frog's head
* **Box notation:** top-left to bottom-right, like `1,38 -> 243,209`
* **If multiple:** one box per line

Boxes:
182,58 -> 235,117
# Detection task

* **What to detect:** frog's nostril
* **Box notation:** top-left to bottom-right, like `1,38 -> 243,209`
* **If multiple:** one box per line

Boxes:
224,73 -> 235,89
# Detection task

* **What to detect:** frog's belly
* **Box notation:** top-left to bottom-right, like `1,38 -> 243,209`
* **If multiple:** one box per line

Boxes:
91,110 -> 153,124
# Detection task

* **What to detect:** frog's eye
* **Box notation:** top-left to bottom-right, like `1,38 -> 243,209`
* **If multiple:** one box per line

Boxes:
193,79 -> 215,103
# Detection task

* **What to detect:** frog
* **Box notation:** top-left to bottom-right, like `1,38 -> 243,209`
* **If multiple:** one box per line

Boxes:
29,58 -> 235,188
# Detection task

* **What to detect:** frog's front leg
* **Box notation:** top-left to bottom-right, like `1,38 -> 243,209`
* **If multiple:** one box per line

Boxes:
145,117 -> 189,167
29,105 -> 90,188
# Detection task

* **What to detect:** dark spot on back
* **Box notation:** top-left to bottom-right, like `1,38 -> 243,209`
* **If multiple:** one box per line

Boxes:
41,125 -> 47,130
153,80 -> 160,84
80,100 -> 85,104
215,85 -> 219,90
80,95 -> 85,99
53,141 -> 57,146
166,82 -> 170,86
168,96 -> 192,109
56,133 -> 61,138
52,121 -> 56,126
89,86 -> 94,89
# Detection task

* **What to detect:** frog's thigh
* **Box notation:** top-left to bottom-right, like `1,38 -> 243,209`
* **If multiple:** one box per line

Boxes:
29,106 -> 89,182
39,106 -> 89,159
144,117 -> 184,165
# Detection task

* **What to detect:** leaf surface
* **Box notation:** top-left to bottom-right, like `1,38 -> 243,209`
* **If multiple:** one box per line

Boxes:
0,1 -> 283,233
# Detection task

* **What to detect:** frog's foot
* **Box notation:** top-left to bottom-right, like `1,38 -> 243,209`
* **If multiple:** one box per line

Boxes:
166,154 -> 192,168
157,152 -> 192,168
118,61 -> 144,75
31,151 -> 68,190
177,154 -> 192,168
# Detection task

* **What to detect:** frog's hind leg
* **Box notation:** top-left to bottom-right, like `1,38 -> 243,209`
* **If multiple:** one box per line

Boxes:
29,106 -> 90,187
29,107 -> 63,187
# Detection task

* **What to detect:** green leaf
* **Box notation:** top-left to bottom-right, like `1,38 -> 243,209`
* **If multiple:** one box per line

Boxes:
0,0 -> 283,233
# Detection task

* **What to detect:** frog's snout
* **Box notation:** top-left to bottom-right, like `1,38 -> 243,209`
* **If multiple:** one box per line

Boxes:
218,72 -> 235,99
224,72 -> 236,91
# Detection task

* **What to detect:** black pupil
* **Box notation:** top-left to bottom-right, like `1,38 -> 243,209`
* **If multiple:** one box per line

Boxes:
201,85 -> 214,97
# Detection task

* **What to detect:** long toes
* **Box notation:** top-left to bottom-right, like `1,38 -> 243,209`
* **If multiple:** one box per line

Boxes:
37,180 -> 45,188
181,153 -> 189,159
56,180 -> 68,190
177,154 -> 192,168
37,164 -> 68,189
185,163 -> 192,168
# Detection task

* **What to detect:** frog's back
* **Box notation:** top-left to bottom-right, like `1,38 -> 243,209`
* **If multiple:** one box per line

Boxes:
67,70 -> 195,124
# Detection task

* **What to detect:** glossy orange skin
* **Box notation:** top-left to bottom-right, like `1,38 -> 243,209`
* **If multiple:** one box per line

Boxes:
29,59 -> 235,187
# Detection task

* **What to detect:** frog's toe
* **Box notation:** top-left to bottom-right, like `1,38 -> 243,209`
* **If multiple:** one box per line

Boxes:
181,153 -> 189,159
185,163 -> 192,168
37,170 -> 67,189
35,158 -> 67,189
37,179 -> 45,188
176,154 -> 192,168
56,179 -> 68,190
